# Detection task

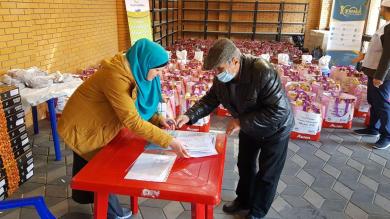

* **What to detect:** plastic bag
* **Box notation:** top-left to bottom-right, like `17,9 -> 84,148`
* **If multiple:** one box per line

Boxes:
278,53 -> 290,65
301,55 -> 313,64
24,76 -> 53,88
260,54 -> 271,62
319,55 -> 331,76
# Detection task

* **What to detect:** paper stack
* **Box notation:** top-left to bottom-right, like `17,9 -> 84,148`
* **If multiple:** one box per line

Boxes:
124,152 -> 176,182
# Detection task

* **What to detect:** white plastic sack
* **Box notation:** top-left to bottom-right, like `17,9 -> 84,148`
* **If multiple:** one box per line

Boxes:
278,53 -> 290,65
301,55 -> 313,64
194,51 -> 204,62
176,50 -> 187,61
293,110 -> 322,135
325,94 -> 356,123
24,76 -> 53,89
260,54 -> 271,62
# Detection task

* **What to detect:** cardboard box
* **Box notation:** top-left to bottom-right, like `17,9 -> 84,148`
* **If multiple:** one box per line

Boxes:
0,85 -> 19,102
3,103 -> 23,118
5,110 -> 25,131
1,95 -> 21,109
8,125 -> 27,139
10,132 -> 29,151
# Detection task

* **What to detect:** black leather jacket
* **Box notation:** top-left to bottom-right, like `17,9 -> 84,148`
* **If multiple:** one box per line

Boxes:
185,55 -> 294,142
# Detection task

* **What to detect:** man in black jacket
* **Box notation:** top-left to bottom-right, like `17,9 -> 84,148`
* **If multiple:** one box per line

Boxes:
176,39 -> 294,219
354,1 -> 390,150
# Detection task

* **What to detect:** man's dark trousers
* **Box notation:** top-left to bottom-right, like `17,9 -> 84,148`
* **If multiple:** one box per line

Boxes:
236,131 -> 289,218
367,77 -> 390,138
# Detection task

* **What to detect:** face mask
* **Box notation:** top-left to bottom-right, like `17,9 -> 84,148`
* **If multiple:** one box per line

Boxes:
217,70 -> 235,83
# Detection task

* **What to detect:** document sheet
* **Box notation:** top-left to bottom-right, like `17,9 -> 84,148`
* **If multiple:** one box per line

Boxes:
124,152 -> 177,182
145,130 -> 218,158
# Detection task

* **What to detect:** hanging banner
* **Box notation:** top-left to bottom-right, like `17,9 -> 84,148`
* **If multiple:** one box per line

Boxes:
125,0 -> 153,45
326,0 -> 369,66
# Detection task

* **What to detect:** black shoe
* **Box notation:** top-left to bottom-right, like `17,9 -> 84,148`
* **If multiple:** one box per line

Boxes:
353,128 -> 380,137
245,214 -> 264,219
373,137 -> 390,150
222,199 -> 250,214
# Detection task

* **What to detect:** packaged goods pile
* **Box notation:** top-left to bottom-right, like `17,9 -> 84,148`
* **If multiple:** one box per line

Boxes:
0,86 -> 33,200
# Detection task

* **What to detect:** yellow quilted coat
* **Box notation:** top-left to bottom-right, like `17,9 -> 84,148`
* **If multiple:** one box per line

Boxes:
58,54 -> 173,160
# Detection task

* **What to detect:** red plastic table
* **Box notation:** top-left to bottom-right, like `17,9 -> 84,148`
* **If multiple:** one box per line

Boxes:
71,129 -> 227,219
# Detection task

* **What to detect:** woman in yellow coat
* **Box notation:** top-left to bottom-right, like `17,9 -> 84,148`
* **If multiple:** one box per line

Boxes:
58,39 -> 189,219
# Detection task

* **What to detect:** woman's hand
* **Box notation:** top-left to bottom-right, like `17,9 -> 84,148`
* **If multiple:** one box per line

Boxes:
160,118 -> 176,130
170,138 -> 190,158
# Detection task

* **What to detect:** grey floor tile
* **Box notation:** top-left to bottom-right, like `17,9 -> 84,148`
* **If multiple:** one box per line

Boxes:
338,166 -> 361,190
58,212 -> 93,219
68,199 -> 92,214
290,154 -> 307,168
280,184 -> 307,197
0,209 -> 20,219
314,149 -> 331,162
347,158 -> 364,172
214,213 -> 237,219
140,206 -> 166,219
311,172 -> 336,190
374,194 -> 390,214
333,181 -> 353,200
163,201 -> 184,219
337,145 -> 353,157
276,180 -> 287,194
321,210 -> 348,219
280,162 -> 301,176
180,202 -> 191,211
20,207 -> 40,219
383,168 -> 390,179
176,210 -> 191,219
369,153 -> 387,167
345,202 -> 369,219
46,184 -> 68,198
221,189 -> 236,202
296,169 -> 315,187
271,196 -> 292,213
350,185 -> 376,207
303,188 -> 325,209
282,195 -> 312,208
359,175 -> 379,192
288,141 -> 300,153
279,207 -> 326,219
323,164 -> 341,179
140,199 -> 171,208
49,199 -> 69,218
264,207 -> 281,219
321,199 -> 347,212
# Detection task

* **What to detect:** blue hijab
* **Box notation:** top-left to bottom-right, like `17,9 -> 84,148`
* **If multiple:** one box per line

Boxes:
126,38 -> 168,121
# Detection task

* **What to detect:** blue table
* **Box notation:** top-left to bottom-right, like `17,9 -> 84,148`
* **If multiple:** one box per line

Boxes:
31,98 -> 62,161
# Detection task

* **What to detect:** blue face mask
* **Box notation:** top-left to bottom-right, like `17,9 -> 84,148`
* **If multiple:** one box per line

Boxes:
217,70 -> 235,83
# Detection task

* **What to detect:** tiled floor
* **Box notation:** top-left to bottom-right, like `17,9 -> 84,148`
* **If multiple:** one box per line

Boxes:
1,116 -> 390,219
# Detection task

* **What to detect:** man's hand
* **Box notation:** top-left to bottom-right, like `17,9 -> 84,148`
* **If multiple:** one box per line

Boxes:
352,53 -> 365,64
160,118 -> 176,130
373,79 -> 383,88
226,119 -> 240,135
176,115 -> 190,128
170,138 -> 190,158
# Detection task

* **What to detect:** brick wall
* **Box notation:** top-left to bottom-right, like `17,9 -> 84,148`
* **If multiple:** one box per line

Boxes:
0,0 -> 119,73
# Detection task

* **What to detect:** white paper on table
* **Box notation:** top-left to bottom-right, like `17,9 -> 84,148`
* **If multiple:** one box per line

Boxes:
176,134 -> 217,158
124,152 -> 177,182
144,130 -> 218,158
